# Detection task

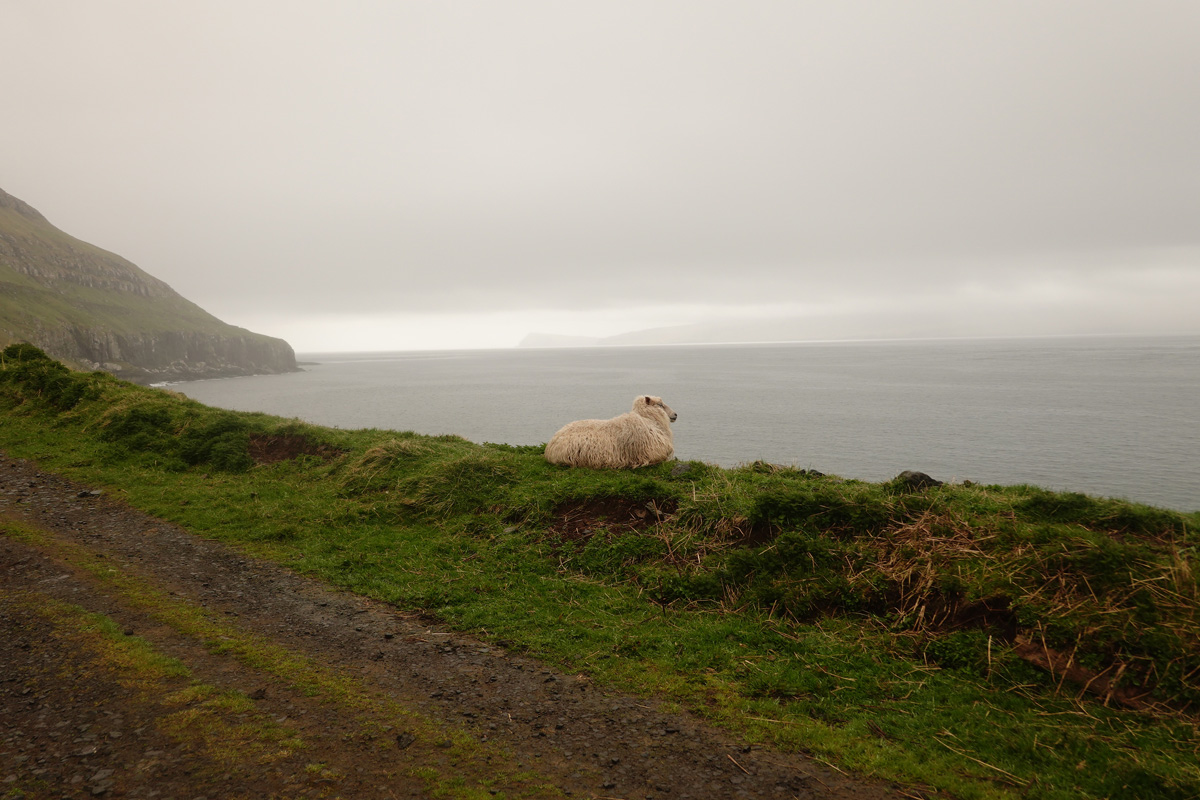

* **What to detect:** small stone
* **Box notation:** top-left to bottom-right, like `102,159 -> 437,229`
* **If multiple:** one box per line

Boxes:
669,462 -> 694,478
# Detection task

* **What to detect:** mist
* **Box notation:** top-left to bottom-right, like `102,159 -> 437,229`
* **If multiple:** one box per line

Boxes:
3,1 -> 1198,351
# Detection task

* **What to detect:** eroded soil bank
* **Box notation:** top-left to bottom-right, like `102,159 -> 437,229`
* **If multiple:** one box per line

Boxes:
1,451 -> 906,800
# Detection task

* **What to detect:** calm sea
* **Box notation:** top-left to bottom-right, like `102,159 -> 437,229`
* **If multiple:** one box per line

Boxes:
169,335 -> 1200,512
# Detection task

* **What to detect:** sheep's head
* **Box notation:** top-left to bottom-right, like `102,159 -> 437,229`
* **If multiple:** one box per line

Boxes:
640,395 -> 677,423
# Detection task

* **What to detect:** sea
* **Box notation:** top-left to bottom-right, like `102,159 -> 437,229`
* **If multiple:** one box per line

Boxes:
168,335 -> 1200,512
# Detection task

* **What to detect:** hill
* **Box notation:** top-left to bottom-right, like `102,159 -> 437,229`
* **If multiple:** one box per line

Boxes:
0,187 -> 296,382
1,345 -> 1198,799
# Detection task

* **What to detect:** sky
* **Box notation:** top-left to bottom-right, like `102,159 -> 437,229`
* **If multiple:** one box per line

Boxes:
3,1 -> 1199,352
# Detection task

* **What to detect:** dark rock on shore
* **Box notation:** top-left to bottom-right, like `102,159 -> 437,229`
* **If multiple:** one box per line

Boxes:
895,470 -> 943,490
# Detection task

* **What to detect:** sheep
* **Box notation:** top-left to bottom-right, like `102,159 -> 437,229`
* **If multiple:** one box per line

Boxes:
544,395 -> 678,469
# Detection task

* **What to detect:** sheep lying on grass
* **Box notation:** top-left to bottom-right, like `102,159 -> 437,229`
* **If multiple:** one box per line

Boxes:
544,395 -> 678,469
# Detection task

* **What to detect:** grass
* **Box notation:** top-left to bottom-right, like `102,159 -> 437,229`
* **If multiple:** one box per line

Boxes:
2,344 -> 1199,800
0,200 -> 290,375
0,200 -> 254,339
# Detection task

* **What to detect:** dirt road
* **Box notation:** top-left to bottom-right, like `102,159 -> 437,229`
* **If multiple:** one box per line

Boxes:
1,452 -> 905,800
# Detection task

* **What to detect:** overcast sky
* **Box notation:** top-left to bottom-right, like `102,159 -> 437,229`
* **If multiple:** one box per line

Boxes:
3,1 -> 1199,351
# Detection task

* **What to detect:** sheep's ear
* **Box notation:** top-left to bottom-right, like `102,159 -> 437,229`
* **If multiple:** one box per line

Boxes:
643,396 -> 652,404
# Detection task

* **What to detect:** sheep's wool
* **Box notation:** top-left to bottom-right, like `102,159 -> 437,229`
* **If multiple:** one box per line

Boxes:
544,396 -> 677,469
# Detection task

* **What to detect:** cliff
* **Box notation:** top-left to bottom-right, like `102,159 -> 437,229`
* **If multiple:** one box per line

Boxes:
0,187 -> 297,382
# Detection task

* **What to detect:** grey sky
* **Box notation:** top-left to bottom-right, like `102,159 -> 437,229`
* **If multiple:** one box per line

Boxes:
4,1 -> 1198,350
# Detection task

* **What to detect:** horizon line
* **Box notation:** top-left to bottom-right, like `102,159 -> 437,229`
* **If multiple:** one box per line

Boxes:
294,330 -> 1199,358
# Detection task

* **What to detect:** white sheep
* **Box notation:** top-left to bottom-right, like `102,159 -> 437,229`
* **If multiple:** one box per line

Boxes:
544,395 -> 678,469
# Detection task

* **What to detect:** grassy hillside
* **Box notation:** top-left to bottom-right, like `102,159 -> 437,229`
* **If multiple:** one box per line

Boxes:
0,188 -> 294,378
0,257 -> 258,344
2,345 -> 1197,800
1,190 -> 235,337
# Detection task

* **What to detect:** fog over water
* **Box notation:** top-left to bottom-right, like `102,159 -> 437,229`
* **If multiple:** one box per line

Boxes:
171,335 -> 1200,512
4,3 -> 1199,351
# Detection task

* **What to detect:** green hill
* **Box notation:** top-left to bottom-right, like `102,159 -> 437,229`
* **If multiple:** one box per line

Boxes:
2,345 -> 1197,800
0,186 -> 295,382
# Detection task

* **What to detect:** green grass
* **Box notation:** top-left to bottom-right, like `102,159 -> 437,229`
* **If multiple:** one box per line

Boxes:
3,344 -> 1198,800
0,199 -> 287,363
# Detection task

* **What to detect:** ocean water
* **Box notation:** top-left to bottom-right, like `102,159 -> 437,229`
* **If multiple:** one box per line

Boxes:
169,335 -> 1200,512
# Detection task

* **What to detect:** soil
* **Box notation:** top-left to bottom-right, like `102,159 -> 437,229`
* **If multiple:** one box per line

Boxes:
1,451 -> 908,800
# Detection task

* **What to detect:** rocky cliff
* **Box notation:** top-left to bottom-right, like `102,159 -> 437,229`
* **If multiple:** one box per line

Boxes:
0,187 -> 297,383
